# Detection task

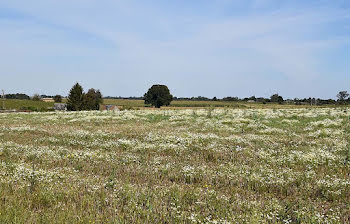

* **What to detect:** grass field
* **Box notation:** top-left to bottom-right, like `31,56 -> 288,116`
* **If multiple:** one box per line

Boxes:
103,99 -> 249,108
0,108 -> 349,223
103,99 -> 331,109
0,99 -> 55,111
1,98 -> 342,111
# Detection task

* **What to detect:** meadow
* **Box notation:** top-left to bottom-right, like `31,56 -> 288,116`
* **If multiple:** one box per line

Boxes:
0,108 -> 349,223
103,99 -> 248,108
1,99 -> 249,111
0,99 -> 55,111
0,98 -> 340,111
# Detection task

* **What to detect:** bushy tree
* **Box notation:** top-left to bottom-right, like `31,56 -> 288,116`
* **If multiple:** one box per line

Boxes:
337,91 -> 349,104
144,85 -> 173,108
53,95 -> 62,103
83,88 -> 103,110
248,96 -> 256,101
32,94 -> 41,101
270,94 -> 284,104
67,83 -> 84,111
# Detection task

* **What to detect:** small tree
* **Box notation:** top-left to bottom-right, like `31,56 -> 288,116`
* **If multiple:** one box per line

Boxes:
144,84 -> 173,108
337,91 -> 349,104
67,83 -> 84,111
32,94 -> 41,101
271,94 -> 284,104
53,95 -> 62,103
248,96 -> 256,101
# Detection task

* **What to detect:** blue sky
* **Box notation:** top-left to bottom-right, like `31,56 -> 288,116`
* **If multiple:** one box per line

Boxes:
0,0 -> 349,99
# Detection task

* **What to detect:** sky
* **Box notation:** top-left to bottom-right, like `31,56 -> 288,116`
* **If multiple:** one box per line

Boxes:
0,0 -> 349,99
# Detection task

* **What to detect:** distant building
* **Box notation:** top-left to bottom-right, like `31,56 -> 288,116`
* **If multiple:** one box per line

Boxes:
247,100 -> 256,103
42,98 -> 55,103
54,103 -> 67,111
100,104 -> 120,112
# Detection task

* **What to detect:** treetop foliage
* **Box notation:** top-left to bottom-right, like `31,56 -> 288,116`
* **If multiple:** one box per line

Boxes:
337,91 -> 349,102
67,83 -> 84,111
144,85 -> 173,108
5,93 -> 30,100
270,94 -> 284,104
66,83 -> 103,111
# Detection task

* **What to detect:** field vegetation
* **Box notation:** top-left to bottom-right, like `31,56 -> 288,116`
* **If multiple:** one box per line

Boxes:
0,97 -> 345,112
0,99 -> 55,111
0,108 -> 349,223
103,99 -> 341,109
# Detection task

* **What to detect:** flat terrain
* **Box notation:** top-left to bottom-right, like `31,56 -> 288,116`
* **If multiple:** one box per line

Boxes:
0,98 -> 341,111
103,99 -> 319,109
0,99 -> 55,111
0,108 -> 349,223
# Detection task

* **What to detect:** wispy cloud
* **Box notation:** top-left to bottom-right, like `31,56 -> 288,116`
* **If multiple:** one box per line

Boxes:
0,0 -> 349,98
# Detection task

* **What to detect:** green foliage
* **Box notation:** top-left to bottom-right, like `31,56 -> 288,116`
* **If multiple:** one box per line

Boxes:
32,94 -> 41,101
337,91 -> 349,104
53,95 -> 62,103
96,90 -> 103,108
20,106 -> 41,112
67,84 -> 102,111
83,89 -> 96,110
144,85 -> 173,108
271,94 -> 284,104
145,114 -> 171,122
120,105 -> 137,111
0,99 -> 53,111
5,93 -> 30,100
67,83 -> 84,111
83,88 -> 103,110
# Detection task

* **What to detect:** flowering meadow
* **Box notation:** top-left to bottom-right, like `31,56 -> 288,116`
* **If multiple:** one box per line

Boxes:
0,108 -> 349,223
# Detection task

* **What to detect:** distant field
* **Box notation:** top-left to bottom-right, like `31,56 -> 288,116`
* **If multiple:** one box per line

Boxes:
102,99 -> 340,109
103,99 -> 248,108
0,99 -> 54,111
0,99 -> 344,111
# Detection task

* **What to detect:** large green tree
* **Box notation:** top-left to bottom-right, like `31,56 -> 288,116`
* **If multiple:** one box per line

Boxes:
144,85 -> 173,108
83,88 -> 103,110
67,83 -> 84,111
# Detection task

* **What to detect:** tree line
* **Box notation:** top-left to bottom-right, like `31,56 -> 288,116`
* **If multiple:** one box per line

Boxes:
3,85 -> 350,108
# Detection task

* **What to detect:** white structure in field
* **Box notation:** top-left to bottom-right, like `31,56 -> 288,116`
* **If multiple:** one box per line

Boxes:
54,103 -> 67,111
101,104 -> 120,112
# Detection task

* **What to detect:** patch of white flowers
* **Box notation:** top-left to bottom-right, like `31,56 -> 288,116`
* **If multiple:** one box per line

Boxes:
0,108 -> 349,222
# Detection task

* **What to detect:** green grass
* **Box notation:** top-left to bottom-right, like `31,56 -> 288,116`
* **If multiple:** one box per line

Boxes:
0,99 -> 54,111
102,99 -> 344,109
1,99 -> 348,112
